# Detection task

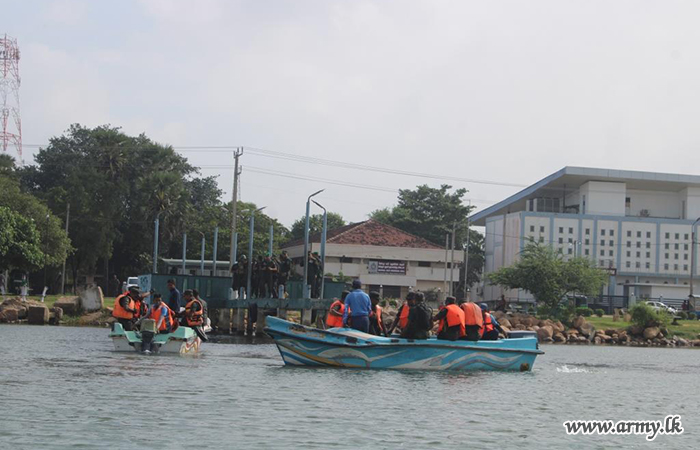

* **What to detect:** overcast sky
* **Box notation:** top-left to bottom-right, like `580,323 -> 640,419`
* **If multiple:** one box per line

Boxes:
4,0 -> 700,227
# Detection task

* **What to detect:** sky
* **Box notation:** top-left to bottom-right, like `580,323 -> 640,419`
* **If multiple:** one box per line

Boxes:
4,0 -> 700,228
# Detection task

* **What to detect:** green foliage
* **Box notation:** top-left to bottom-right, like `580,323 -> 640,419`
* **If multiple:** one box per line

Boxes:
594,308 -> 605,318
370,184 -> 484,290
629,302 -> 671,329
326,271 -> 352,284
537,302 -> 575,325
289,212 -> 346,241
489,242 -> 607,320
388,299 -> 398,307
575,306 -> 593,317
0,206 -> 45,272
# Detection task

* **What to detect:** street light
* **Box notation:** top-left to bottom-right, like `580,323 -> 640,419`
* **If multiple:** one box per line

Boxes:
246,206 -> 266,300
153,210 -> 165,274
43,213 -> 49,293
303,189 -> 324,298
690,217 -> 700,299
312,199 -> 327,299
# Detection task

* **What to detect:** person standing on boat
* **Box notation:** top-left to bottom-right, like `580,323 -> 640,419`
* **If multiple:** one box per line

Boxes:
180,289 -> 204,328
342,279 -> 371,333
479,303 -> 505,340
326,290 -> 348,328
459,300 -> 483,341
166,279 -> 182,314
433,296 -> 465,341
401,292 -> 432,340
192,289 -> 208,327
387,292 -> 413,335
368,291 -> 387,336
113,287 -> 140,331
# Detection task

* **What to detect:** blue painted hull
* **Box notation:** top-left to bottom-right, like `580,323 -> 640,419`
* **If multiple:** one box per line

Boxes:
264,317 -> 544,372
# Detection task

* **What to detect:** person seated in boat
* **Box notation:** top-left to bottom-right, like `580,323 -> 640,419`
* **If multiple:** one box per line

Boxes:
433,296 -> 465,341
401,292 -> 432,340
192,289 -> 208,327
112,286 -> 141,331
326,290 -> 348,328
368,291 -> 387,337
342,279 -> 372,333
459,300 -> 483,341
179,290 -> 204,328
147,294 -> 177,334
387,291 -> 413,336
479,303 -> 505,340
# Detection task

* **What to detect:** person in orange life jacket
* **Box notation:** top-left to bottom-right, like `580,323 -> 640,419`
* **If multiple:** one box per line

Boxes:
387,291 -> 414,335
459,299 -> 483,342
192,289 -> 208,326
147,294 -> 175,333
112,286 -> 141,331
433,296 -> 466,341
368,291 -> 387,337
479,303 -> 505,340
179,290 -> 203,327
326,290 -> 348,328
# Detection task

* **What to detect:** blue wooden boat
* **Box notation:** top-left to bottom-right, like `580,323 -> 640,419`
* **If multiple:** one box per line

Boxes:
264,317 -> 544,372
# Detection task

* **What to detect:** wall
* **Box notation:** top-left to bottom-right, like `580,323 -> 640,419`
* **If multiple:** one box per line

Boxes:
580,181 -> 626,216
626,189 -> 681,219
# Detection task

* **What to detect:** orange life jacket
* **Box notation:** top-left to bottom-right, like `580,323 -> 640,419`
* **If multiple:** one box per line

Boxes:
374,305 -> 383,331
133,299 -> 146,319
398,303 -> 410,329
148,302 -> 174,332
326,300 -> 345,328
461,302 -> 483,328
185,299 -> 204,327
445,304 -> 466,337
113,294 -> 135,320
480,311 -> 494,337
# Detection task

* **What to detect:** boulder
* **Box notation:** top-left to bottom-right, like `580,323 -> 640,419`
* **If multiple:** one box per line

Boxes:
579,323 -> 595,338
678,338 -> 690,347
515,324 -> 527,330
618,330 -> 628,340
604,329 -> 617,336
27,305 -> 49,325
78,285 -> 104,312
553,321 -> 565,333
594,336 -> 602,344
49,306 -> 63,325
553,333 -> 566,343
623,313 -> 632,322
629,325 -> 644,336
573,316 -> 586,329
54,296 -> 80,315
567,328 -> 579,335
500,319 -> 512,328
691,340 -> 700,347
643,327 -> 660,340
500,326 -> 511,334
536,326 -> 553,341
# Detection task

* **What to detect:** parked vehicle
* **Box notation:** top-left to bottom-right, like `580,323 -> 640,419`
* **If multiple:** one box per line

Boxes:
126,277 -> 139,290
645,301 -> 678,315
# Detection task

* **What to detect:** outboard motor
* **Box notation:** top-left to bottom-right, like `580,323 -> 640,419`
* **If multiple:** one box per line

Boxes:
140,319 -> 157,353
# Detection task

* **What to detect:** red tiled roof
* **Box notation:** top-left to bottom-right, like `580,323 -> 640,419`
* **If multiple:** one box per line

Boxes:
282,219 -> 442,249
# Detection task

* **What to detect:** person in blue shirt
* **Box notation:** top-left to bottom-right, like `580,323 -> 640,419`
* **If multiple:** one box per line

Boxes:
167,279 -> 182,313
342,279 -> 372,333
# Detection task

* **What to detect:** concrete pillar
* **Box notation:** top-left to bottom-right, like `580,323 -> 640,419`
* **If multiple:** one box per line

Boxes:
216,309 -> 232,334
256,308 -> 266,336
235,308 -> 246,335
278,306 -> 288,320
301,309 -> 313,326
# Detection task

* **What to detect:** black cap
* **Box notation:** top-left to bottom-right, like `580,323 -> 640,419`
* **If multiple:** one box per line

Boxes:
128,286 -> 140,294
352,279 -> 362,289
369,291 -> 380,300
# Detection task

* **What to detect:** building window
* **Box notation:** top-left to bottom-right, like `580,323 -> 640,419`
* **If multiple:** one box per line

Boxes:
585,228 -> 590,235
601,229 -> 606,236
684,264 -> 689,271
609,240 -> 614,246
340,256 -> 354,263
540,226 -> 545,233
627,241 -> 631,247
558,237 -> 563,244
600,249 -> 605,256
684,244 -> 689,250
685,233 -> 689,240
568,248 -> 572,254
626,251 -> 631,257
636,262 -> 641,268
675,243 -> 679,250
610,229 -> 615,237
675,233 -> 680,240
684,254 -> 689,261
646,242 -> 651,249
585,249 -> 589,256
646,262 -> 650,269
664,263 -> 669,270
530,225 -> 535,232
647,231 -> 652,239
637,231 -> 642,238
636,251 -> 641,258
599,260 -> 605,266
626,261 -> 631,268
418,261 -> 431,267
569,227 -> 574,234
585,238 -> 590,245
600,239 -> 605,246
665,253 -> 669,259
609,250 -> 614,256
646,252 -> 651,258
539,236 -> 544,243
627,230 -> 632,237
559,227 -> 564,233
675,264 -> 679,271
665,243 -> 670,250
665,232 -> 670,239
675,254 -> 679,260
636,242 -> 641,248
568,238 -> 573,244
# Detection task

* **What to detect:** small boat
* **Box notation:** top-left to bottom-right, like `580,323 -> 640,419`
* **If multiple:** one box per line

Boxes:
110,319 -> 202,355
265,316 -> 543,372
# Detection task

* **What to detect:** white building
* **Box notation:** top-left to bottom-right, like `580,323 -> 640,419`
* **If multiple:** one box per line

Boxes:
471,167 -> 700,305
282,220 -> 462,299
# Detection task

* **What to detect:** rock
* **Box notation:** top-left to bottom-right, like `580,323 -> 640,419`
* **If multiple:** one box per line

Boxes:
543,337 -> 554,343
515,324 -> 527,330
623,313 -> 632,322
629,325 -> 644,336
618,330 -> 628,340
600,334 -> 612,342
531,325 -> 540,331
604,329 -> 616,336
493,311 -> 506,321
594,336 -> 602,344
678,338 -> 690,347
500,319 -> 512,328
54,296 -> 80,315
573,316 -> 586,328
579,323 -> 595,338
500,326 -> 511,334
49,306 -> 63,325
643,327 -> 660,340
553,321 -> 565,333
553,333 -> 566,343
567,328 -> 579,335
1,308 -> 18,323
536,326 -> 553,341
691,340 -> 700,347
27,305 -> 49,325
78,285 -> 104,312
660,327 -> 669,338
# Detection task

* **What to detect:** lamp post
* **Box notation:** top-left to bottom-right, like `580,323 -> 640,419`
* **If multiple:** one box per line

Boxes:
199,232 -> 205,274
246,207 -> 266,300
153,210 -> 165,274
302,189 -> 324,298
312,200 -> 327,299
43,213 -> 49,292
690,218 -> 700,299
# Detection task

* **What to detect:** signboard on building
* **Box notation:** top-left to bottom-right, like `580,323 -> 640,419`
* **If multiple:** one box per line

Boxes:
368,260 -> 406,274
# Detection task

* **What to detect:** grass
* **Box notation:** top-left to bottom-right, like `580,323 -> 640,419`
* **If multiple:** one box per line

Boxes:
587,315 -> 700,340
19,295 -> 116,309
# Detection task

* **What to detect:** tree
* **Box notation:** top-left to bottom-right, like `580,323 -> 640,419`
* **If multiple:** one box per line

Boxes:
288,212 -> 346,241
0,206 -> 44,272
488,242 -> 607,321
370,184 -> 485,291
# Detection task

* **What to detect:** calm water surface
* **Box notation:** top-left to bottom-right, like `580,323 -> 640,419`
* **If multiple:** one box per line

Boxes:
1,325 -> 698,449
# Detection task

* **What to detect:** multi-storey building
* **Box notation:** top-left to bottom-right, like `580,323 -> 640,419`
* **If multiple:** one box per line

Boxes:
471,167 -> 700,304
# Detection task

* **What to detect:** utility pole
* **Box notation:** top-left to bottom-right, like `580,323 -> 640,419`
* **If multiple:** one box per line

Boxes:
61,202 -> 70,294
43,213 -> 49,292
449,222 -> 456,296
443,233 -> 449,298
691,218 -> 700,300
463,215 -> 470,301
229,147 -> 243,272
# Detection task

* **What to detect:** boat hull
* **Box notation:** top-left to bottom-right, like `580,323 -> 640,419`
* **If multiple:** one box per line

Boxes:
265,317 -> 543,372
110,323 -> 202,355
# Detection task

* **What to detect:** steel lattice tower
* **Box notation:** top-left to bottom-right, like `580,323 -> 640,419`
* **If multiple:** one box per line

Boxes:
0,34 -> 22,163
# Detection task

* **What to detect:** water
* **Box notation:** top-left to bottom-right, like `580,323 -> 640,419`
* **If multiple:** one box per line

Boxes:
1,325 -> 698,449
